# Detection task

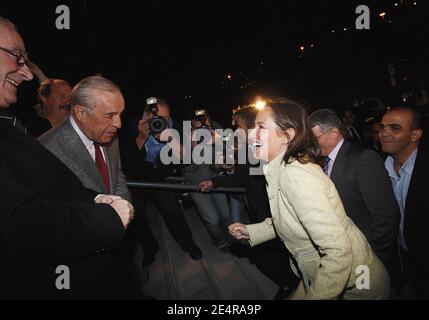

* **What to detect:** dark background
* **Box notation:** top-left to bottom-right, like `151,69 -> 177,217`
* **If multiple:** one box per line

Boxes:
2,0 -> 428,126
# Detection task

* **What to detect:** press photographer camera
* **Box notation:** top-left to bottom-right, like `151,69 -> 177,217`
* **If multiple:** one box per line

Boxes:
145,97 -> 169,135
194,109 -> 210,130
190,110 -> 235,174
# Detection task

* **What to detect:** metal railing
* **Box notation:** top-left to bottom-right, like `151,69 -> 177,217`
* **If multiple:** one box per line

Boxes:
126,181 -> 246,193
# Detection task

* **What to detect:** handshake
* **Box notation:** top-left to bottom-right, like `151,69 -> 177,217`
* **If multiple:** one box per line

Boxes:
95,195 -> 135,229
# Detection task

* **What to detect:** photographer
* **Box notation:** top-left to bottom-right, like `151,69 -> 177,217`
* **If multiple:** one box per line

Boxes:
181,109 -> 233,251
119,97 -> 202,262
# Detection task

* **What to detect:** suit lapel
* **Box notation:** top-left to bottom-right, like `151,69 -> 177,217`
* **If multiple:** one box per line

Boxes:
404,148 -> 425,223
330,140 -> 350,183
103,143 -> 115,194
0,120 -> 83,185
60,120 -> 105,190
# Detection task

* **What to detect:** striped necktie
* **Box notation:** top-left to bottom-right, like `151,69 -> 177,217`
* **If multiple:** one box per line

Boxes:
323,157 -> 331,176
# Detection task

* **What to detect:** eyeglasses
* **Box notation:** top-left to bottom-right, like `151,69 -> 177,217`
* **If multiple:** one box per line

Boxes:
0,46 -> 29,67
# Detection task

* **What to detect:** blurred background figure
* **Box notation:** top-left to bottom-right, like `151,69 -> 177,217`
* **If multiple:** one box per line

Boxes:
24,77 -> 72,137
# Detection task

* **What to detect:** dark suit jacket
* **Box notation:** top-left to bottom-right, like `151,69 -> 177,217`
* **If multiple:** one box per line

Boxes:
0,120 -> 132,299
403,147 -> 429,298
118,119 -> 175,182
330,140 -> 400,278
38,118 -> 131,201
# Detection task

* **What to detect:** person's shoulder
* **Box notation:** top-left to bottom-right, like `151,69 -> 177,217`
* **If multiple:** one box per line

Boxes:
346,141 -> 383,164
282,160 -> 323,182
417,146 -> 429,159
38,120 -> 69,146
414,146 -> 429,174
280,160 -> 329,197
38,124 -> 60,144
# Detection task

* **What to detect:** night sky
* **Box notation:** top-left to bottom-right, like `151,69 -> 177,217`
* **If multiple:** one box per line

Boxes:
2,0 -> 428,125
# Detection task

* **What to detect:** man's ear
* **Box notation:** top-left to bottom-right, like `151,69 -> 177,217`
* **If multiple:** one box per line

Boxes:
39,95 -> 47,106
411,129 -> 423,143
73,104 -> 86,122
331,127 -> 341,137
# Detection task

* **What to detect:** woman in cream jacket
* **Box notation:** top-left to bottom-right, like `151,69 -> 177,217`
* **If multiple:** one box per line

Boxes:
229,102 -> 390,300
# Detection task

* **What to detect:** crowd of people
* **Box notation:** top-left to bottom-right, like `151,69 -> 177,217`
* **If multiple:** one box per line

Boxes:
1,16 -> 428,300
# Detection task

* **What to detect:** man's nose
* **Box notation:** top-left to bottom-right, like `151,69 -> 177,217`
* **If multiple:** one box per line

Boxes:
19,63 -> 34,81
113,115 -> 122,129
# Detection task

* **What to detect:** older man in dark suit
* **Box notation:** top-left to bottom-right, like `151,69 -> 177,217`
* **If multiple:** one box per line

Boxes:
379,106 -> 429,299
309,108 -> 400,284
0,16 -> 134,299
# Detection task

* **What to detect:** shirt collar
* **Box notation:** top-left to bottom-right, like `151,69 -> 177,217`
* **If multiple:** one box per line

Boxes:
402,147 -> 418,175
328,138 -> 344,162
70,116 -> 95,149
385,147 -> 418,178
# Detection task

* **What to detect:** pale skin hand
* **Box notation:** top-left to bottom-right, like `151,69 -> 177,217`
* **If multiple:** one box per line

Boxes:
109,199 -> 135,229
95,194 -> 122,205
198,180 -> 214,192
228,223 -> 250,240
136,119 -> 150,150
27,62 -> 47,83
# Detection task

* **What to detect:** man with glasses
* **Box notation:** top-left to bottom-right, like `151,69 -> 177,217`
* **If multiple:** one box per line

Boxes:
0,16 -> 135,299
309,108 -> 400,289
379,107 -> 428,299
0,26 -> 32,131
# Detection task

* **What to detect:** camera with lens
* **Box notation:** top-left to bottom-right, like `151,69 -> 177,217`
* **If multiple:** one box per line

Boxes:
146,97 -> 168,135
210,131 -> 236,174
194,109 -> 210,130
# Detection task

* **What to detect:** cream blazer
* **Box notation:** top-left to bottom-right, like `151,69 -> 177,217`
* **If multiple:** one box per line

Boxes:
247,151 -> 390,299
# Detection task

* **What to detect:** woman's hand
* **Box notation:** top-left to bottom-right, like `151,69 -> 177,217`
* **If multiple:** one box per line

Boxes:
198,180 -> 214,192
228,223 -> 250,240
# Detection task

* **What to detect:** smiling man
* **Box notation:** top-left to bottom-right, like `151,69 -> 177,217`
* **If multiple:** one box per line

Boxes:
379,106 -> 428,299
0,17 -> 33,129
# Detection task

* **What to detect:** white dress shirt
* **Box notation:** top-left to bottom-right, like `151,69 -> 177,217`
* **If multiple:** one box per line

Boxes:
326,138 -> 344,177
69,116 -> 107,162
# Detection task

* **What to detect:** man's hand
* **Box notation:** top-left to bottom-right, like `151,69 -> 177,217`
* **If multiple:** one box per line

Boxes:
228,223 -> 250,240
95,194 -> 122,205
28,62 -> 47,83
136,119 -> 150,149
109,199 -> 135,229
198,180 -> 214,192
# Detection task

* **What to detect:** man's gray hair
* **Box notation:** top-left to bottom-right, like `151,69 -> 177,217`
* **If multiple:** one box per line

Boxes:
71,76 -> 121,113
308,108 -> 345,135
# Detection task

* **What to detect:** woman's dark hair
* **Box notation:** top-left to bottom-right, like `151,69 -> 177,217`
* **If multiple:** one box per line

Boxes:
268,101 -> 322,165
